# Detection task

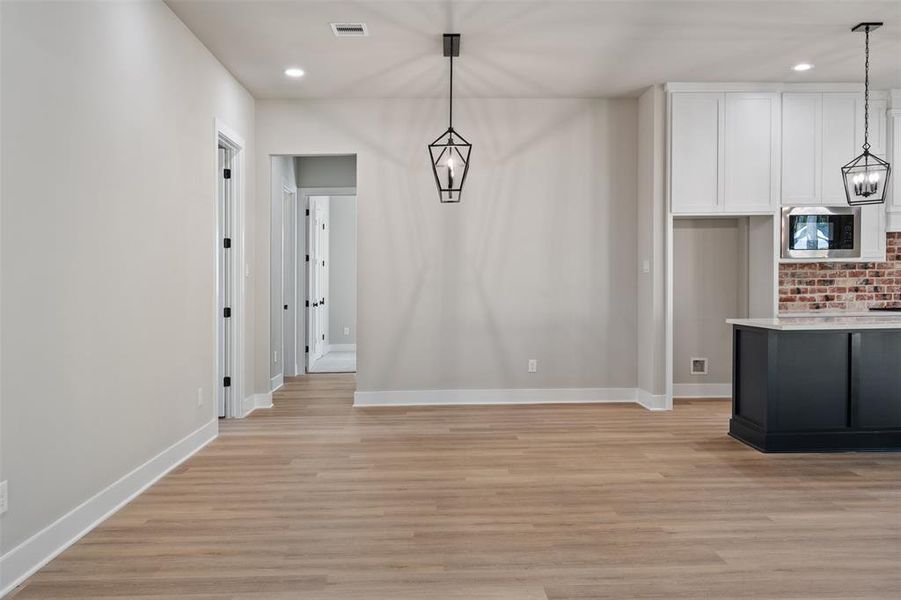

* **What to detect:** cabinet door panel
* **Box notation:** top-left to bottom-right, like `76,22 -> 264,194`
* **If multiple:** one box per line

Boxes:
671,93 -> 722,213
859,204 -> 886,260
822,93 -> 862,204
724,93 -> 778,212
855,332 -> 901,429
773,332 -> 849,431
782,93 -> 820,205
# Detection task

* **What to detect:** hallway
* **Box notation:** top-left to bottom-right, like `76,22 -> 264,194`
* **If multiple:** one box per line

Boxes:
9,375 -> 901,599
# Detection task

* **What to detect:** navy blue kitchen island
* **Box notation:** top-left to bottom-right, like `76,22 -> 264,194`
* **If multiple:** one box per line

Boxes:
728,316 -> 901,452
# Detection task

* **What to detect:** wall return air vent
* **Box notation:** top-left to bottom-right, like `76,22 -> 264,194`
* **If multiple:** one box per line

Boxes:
331,23 -> 369,37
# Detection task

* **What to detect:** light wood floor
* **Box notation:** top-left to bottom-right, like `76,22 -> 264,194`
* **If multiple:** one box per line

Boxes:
11,374 -> 901,599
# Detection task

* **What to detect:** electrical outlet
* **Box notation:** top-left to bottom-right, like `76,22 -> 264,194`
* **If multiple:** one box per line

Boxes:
197,387 -> 204,407
528,359 -> 538,373
344,327 -> 350,336
0,480 -> 8,515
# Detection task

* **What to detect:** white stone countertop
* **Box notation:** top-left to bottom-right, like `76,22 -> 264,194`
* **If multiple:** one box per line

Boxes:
727,315 -> 901,331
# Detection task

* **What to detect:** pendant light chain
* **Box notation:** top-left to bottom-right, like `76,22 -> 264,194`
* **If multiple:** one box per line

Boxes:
863,25 -> 870,151
448,53 -> 454,131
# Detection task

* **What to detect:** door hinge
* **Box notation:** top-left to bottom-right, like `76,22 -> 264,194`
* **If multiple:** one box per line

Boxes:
284,304 -> 288,310
305,254 -> 310,262
322,260 -> 325,267
321,297 -> 325,306
322,334 -> 325,341
306,209 -> 310,216
305,345 -> 309,353
223,237 -> 231,248
223,307 -> 231,318
305,300 -> 309,307
223,168 -> 231,179
223,376 -> 231,387
322,223 -> 325,230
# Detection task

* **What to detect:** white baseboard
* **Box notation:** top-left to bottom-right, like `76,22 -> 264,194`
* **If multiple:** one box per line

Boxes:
354,387 -> 640,407
637,389 -> 669,411
326,343 -> 356,353
0,420 -> 218,598
270,373 -> 284,393
673,383 -> 732,399
239,392 -> 274,417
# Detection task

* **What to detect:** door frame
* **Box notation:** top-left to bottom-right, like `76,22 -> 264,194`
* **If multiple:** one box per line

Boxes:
307,196 -> 329,368
299,187 -> 356,373
214,119 -> 246,418
282,185 -> 298,377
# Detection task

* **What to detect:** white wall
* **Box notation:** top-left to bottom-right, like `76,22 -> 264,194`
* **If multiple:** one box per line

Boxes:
636,86 -> 667,401
673,218 -> 748,386
296,155 -> 356,189
328,196 -> 357,345
255,98 -> 638,394
0,0 -> 254,581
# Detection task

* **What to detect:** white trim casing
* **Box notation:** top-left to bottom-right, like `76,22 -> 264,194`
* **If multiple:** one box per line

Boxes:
672,383 -> 732,399
355,387 -> 651,408
637,389 -> 668,411
0,421 -> 218,598
326,343 -> 356,353
240,393 -> 275,417
214,119 -> 247,418
270,373 -> 284,393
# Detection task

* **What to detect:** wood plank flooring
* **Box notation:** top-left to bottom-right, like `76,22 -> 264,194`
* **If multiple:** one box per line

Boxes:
10,374 -> 901,599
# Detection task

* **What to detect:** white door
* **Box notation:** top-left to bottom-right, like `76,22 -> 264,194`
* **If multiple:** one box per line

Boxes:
307,196 -> 330,366
282,187 -> 297,376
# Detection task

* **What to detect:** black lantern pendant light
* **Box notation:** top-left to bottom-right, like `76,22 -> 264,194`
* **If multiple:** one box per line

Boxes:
842,22 -> 891,206
428,33 -> 471,203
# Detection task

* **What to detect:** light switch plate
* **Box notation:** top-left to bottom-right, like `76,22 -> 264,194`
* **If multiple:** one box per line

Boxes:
528,359 -> 538,373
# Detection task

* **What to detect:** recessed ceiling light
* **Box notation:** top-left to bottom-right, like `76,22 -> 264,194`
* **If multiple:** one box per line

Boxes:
284,67 -> 305,78
792,62 -> 814,72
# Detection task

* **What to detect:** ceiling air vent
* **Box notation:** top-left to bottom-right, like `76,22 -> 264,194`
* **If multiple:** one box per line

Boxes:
331,23 -> 369,37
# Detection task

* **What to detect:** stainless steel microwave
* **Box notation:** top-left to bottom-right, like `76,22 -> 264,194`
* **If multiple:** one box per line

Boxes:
781,206 -> 861,259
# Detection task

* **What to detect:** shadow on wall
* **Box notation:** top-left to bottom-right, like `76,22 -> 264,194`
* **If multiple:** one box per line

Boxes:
273,97 -> 638,392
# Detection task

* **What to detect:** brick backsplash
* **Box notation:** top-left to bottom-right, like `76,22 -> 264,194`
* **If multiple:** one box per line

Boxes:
779,232 -> 901,313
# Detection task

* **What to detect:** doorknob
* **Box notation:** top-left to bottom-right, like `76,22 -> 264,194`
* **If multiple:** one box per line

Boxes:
312,302 -> 318,307
283,304 -> 288,310
321,298 -> 325,306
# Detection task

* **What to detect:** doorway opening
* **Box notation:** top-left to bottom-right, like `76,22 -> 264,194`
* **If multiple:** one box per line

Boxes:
669,215 -> 776,401
270,155 -> 357,387
216,122 -> 246,417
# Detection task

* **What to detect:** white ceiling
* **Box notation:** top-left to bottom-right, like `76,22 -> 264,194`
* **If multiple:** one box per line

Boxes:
166,0 -> 901,99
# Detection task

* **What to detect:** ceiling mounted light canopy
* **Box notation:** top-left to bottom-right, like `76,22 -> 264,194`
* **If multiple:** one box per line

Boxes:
842,22 -> 891,206
428,33 -> 471,203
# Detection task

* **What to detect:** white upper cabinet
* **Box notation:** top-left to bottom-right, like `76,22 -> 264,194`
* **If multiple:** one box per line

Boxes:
671,92 -> 722,213
670,91 -> 778,214
781,92 -> 863,206
859,203 -> 886,260
867,97 -> 888,157
723,93 -> 780,212
821,93 -> 862,204
781,93 -> 820,205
